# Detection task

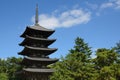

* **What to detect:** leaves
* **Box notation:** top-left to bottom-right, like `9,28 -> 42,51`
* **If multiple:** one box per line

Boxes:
0,57 -> 22,80
51,37 -> 93,80
51,37 -> 120,80
0,73 -> 8,80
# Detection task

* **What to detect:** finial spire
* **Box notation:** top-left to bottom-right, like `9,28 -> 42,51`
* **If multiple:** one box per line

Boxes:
35,4 -> 39,25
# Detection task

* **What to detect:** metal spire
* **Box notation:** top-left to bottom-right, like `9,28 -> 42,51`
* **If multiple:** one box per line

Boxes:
35,4 -> 39,25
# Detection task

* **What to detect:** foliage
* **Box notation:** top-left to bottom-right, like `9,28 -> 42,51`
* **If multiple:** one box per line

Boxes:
51,37 -> 120,80
0,73 -> 8,80
114,41 -> 120,54
93,48 -> 120,80
0,57 -> 22,80
51,37 -> 94,80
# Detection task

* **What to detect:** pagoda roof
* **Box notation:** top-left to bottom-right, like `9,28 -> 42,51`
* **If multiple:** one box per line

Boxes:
23,68 -> 54,73
18,46 -> 57,56
20,26 -> 55,38
25,46 -> 57,51
21,57 -> 58,65
19,35 -> 56,46
29,25 -> 54,32
23,57 -> 58,62
25,35 -> 56,41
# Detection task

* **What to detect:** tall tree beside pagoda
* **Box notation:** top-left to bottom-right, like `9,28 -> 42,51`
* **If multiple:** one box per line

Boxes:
18,5 -> 58,80
51,37 -> 94,80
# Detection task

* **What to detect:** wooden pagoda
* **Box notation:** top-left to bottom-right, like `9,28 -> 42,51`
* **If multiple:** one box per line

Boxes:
18,5 -> 58,80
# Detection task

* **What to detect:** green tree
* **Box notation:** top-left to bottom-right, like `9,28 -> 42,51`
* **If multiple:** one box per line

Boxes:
6,57 -> 22,80
94,48 -> 120,80
51,38 -> 120,80
94,48 -> 117,68
51,37 -> 94,80
113,41 -> 120,80
0,57 -> 22,80
0,59 -> 8,73
0,73 -> 8,80
114,41 -> 120,54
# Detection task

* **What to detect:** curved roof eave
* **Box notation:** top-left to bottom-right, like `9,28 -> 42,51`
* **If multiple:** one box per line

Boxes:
20,26 -> 55,38
28,26 -> 55,32
25,46 -> 58,51
24,57 -> 59,62
25,35 -> 56,41
23,68 -> 54,73
19,36 -> 56,46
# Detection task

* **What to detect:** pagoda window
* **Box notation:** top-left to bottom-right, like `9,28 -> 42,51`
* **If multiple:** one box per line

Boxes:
33,34 -> 37,37
42,65 -> 46,68
46,56 -> 49,58
32,44 -> 37,47
40,35 -> 43,38
36,43 -> 40,47
31,53 -> 37,57
41,55 -> 45,58
32,34 -> 47,38
32,64 -> 37,68
37,64 -> 41,67
41,44 -> 44,48
37,54 -> 42,57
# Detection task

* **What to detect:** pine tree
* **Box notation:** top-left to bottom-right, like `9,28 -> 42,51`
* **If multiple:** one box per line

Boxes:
114,41 -> 120,80
94,48 -> 120,80
51,37 -> 94,80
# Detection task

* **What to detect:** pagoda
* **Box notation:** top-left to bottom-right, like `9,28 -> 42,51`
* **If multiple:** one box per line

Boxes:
18,5 -> 58,80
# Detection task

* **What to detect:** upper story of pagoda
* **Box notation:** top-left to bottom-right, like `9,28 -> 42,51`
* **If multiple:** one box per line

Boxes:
20,4 -> 54,39
19,4 -> 58,58
20,25 -> 55,39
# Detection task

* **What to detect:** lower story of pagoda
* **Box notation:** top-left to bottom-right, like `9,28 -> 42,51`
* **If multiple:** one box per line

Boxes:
17,68 -> 54,80
23,72 -> 51,80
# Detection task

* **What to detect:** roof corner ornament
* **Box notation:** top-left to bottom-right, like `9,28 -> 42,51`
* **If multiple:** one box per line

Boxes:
35,4 -> 39,26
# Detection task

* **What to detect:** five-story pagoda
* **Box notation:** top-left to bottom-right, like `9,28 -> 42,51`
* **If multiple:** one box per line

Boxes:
18,5 -> 58,80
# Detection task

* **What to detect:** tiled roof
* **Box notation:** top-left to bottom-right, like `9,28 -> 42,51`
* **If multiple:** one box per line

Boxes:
23,68 -> 54,73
